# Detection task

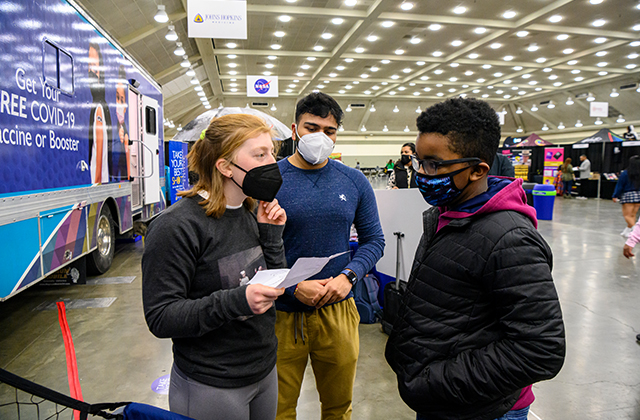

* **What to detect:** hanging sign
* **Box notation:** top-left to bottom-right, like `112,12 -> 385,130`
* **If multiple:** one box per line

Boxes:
188,0 -> 247,39
589,101 -> 609,117
247,75 -> 279,97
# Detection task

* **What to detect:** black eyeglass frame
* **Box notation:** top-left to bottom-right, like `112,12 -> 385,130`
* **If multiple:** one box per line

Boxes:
411,156 -> 482,175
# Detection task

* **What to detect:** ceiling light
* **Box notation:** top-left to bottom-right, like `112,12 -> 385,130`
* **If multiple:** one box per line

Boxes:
321,33 -> 333,39
542,124 -> 549,131
272,44 -> 282,50
563,48 -> 574,54
595,117 -> 603,125
597,62 -> 608,67
336,65 -> 346,71
270,103 -> 277,111
450,62 -> 459,67
360,73 -> 369,78
517,126 -> 524,133
451,40 -> 463,47
393,105 -> 399,113
586,93 -> 595,101
609,88 -> 619,97
516,106 -> 523,114
449,77 -> 458,82
473,89 -> 480,93
197,91 -> 206,96
567,60 -> 578,65
313,45 -> 323,51
398,86 -> 406,91
566,97 -> 574,105
381,59 -> 390,64
575,120 -> 583,127
548,15 -> 563,23
468,53 -> 479,59
263,71 -> 272,76
481,93 -> 488,98
338,126 -> 344,131
355,47 -> 365,53
503,11 -> 516,19
475,27 -> 487,34
367,35 -> 378,42
395,49 -> 405,55
391,74 -> 400,79
400,2 -> 414,10
410,38 -> 421,44
593,19 -> 606,27
174,42 -> 185,56
590,0 -> 604,3
490,43 -> 502,49
383,125 -> 389,132
531,104 -> 538,111
503,55 -> 514,61
403,68 -> 412,73
369,104 -> 376,112
536,57 -> 547,63
594,51 -> 607,57
423,87 -> 431,91
465,70 -> 474,76
557,34 -> 569,41
434,69 -> 444,74
634,24 -> 640,31
594,37 -> 607,43
494,72 -> 503,77
181,57 -> 190,67
477,78 -> 486,83
522,74 -> 531,79
346,105 -> 352,112
527,44 -> 539,52
415,105 -> 422,113
296,72 -> 304,77
629,53 -> 639,59
432,51 -> 443,57
415,62 -> 426,67
547,101 -> 555,109
429,24 -> 442,31
618,115 -> 626,123
631,41 -> 640,47
518,90 -> 526,95
504,79 -> 512,84
194,86 -> 203,91
528,81 -> 538,85
543,68 -> 553,72
558,122 -> 565,129
404,126 -> 410,132
275,31 -> 286,37
599,71 -> 608,75
453,6 -> 467,14
361,125 -> 366,132
535,87 -> 543,91
382,21 -> 394,27
186,68 -> 196,77
165,25 -> 178,41
307,56 -> 316,61
627,64 -> 638,69
332,17 -> 344,24
279,15 -> 291,22
228,63 -> 237,68
154,4 -> 169,23
549,75 -> 558,80
516,31 -> 529,37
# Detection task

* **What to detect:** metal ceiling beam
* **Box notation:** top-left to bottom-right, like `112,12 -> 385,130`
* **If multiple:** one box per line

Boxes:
119,12 -> 187,47
213,49 -> 332,58
165,80 -> 211,106
180,0 -> 223,101
520,107 -> 557,129
246,4 -> 366,18
358,101 -> 374,130
154,55 -> 202,81
508,103 -> 526,133
299,0 -> 393,96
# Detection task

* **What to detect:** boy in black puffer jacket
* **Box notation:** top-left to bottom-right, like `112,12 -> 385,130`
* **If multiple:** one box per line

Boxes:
385,98 -> 565,420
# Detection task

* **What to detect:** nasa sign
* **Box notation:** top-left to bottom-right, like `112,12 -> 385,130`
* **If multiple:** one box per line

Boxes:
247,75 -> 279,97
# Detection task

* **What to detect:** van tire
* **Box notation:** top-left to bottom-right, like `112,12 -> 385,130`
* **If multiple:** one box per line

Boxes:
87,205 -> 116,275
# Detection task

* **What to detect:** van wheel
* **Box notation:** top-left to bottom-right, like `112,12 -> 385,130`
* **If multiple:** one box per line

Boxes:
87,206 -> 115,275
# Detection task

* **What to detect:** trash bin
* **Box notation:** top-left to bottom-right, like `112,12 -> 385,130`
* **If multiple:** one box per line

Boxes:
532,184 -> 556,220
522,182 -> 536,207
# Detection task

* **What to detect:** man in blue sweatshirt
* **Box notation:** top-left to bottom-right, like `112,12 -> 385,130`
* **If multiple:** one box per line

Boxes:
274,93 -> 385,420
385,98 -> 565,420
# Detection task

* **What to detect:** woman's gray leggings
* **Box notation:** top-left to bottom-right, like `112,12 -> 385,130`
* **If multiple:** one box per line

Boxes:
169,364 -> 278,420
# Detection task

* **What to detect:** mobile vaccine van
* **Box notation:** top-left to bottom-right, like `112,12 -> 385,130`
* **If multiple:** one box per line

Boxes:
0,0 -> 166,300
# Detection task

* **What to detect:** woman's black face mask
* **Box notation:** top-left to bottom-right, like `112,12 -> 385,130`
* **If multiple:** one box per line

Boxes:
231,162 -> 283,202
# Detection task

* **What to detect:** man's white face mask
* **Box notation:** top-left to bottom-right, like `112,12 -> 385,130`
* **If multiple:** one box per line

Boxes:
295,126 -> 335,165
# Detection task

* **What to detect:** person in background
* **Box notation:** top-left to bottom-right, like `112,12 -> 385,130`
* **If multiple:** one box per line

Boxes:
488,153 -> 515,177
624,125 -> 638,141
387,143 -> 417,189
355,161 -> 361,170
385,159 -> 394,176
561,158 -> 574,198
275,92 -> 385,420
385,97 -> 565,420
622,217 -> 640,342
575,154 -> 591,200
142,114 -> 287,420
613,155 -> 640,238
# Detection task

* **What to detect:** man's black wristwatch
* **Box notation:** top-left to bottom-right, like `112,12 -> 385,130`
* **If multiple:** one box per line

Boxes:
341,269 -> 358,285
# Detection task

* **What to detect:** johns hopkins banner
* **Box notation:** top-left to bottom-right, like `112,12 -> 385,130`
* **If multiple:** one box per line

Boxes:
188,0 -> 247,39
247,75 -> 279,97
168,141 -> 189,203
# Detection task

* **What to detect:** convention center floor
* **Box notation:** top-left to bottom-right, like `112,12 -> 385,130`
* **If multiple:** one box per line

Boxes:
1,195 -> 640,420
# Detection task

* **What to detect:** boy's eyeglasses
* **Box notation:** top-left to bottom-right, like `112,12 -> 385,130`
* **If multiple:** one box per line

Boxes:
411,156 -> 482,176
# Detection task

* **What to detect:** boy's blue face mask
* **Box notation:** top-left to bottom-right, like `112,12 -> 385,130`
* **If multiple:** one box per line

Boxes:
415,166 -> 474,207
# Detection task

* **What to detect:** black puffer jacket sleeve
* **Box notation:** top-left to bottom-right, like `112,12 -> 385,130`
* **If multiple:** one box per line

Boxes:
412,222 -> 566,406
